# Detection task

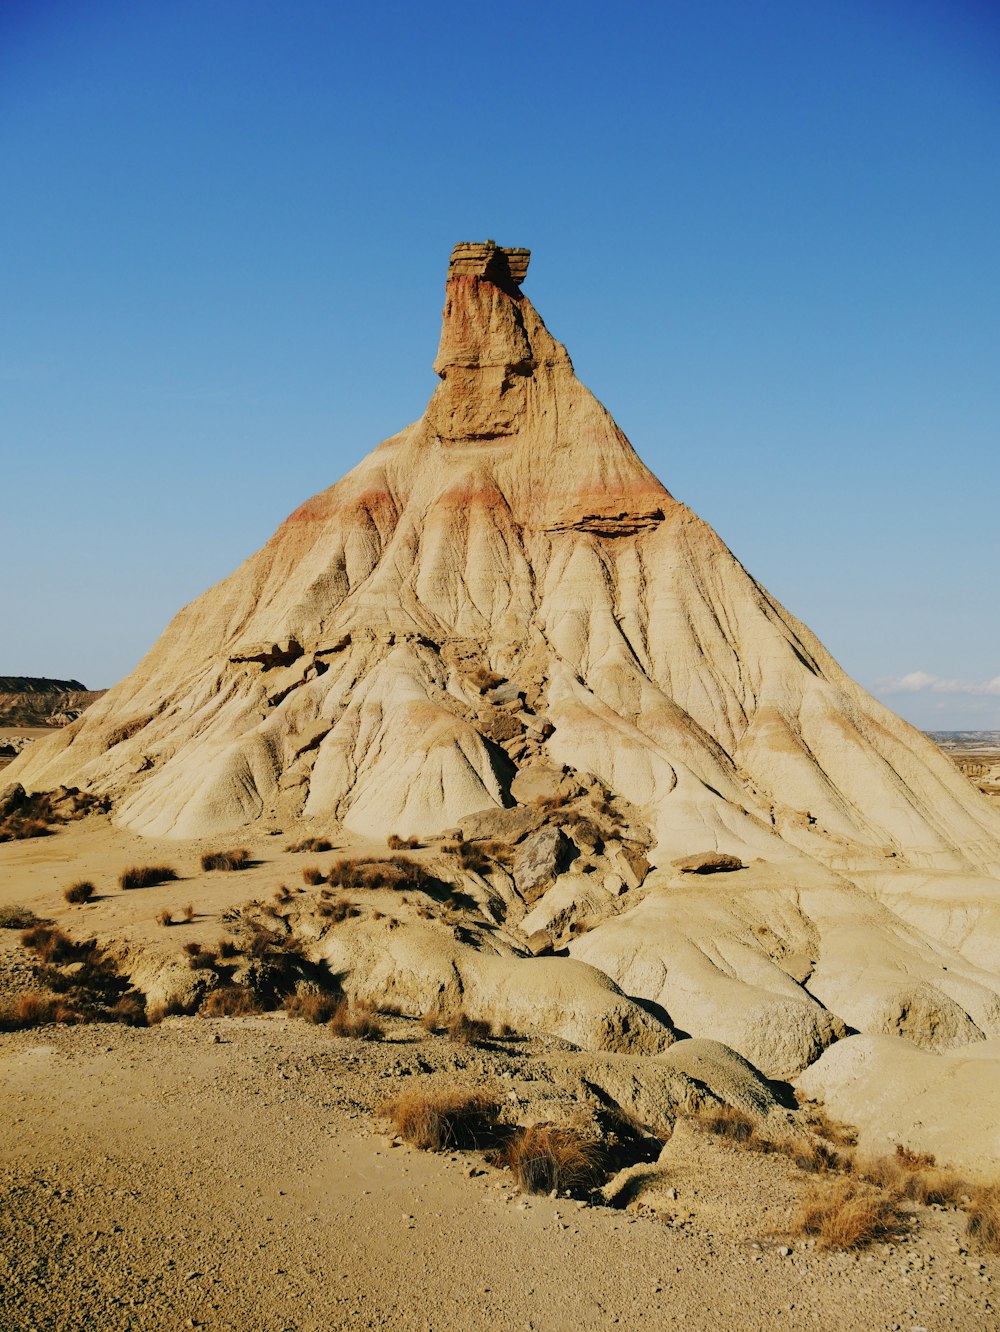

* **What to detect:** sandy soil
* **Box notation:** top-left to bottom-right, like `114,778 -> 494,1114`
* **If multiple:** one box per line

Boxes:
1,1013 -> 996,1332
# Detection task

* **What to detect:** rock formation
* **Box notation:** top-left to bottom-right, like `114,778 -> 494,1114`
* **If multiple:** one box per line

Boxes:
12,241 -> 1000,874
9,242 -> 1000,1141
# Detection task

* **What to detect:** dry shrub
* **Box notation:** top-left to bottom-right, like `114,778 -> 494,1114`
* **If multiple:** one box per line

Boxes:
119,865 -> 178,890
447,1012 -> 493,1045
806,1108 -> 858,1149
0,905 -> 43,930
284,991 -> 341,1024
217,938 -> 238,959
895,1143 -> 936,1171
286,837 -> 333,853
200,986 -> 262,1018
793,1178 -> 905,1250
201,848 -> 251,872
302,865 -> 325,886
106,995 -> 146,1026
0,990 -> 83,1031
381,1089 -> 500,1151
696,1104 -> 760,1146
317,897 -> 359,922
156,909 -> 173,927
146,998 -> 192,1024
64,880 -> 95,904
183,940 -> 216,969
0,816 -> 53,842
324,856 -> 439,894
967,1186 -> 1000,1255
496,1124 -> 604,1196
387,833 -> 420,850
860,1154 -> 969,1207
791,1136 -> 852,1176
20,925 -> 85,965
180,903 -> 195,923
453,841 -> 492,875
273,885 -> 292,905
327,999 -> 384,1041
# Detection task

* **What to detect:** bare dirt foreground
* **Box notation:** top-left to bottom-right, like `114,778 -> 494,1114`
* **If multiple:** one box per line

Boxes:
1,1014 -> 996,1332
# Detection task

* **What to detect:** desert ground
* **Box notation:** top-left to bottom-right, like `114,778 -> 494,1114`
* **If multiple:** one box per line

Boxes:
1,809 -> 998,1331
2,1009 -> 997,1332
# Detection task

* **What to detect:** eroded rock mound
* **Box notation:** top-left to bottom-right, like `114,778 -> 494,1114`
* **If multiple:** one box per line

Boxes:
8,240 -> 1000,1113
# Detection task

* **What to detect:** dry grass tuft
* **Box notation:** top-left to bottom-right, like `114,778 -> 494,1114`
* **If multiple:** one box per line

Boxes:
447,1012 -> 493,1045
495,1124 -> 604,1196
147,998 -> 195,1024
859,1154 -> 970,1207
790,1136 -> 852,1176
0,990 -> 83,1031
805,1108 -> 858,1148
156,909 -> 173,927
387,833 -> 421,850
200,986 -> 262,1018
895,1143 -> 936,1171
381,1089 -> 501,1151
325,856 -> 438,893
696,1103 -> 759,1145
20,925 -> 85,965
180,903 -> 195,923
0,905 -> 44,930
792,1178 -> 905,1250
302,865 -> 326,886
217,938 -> 238,959
967,1186 -> 1000,1255
284,991 -> 341,1024
200,848 -> 251,872
317,897 -> 359,922
286,837 -> 333,853
327,999 -> 384,1041
119,865 -> 178,890
64,880 -> 95,904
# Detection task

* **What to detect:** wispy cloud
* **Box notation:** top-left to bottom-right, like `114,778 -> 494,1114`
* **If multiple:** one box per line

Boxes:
878,670 -> 1000,696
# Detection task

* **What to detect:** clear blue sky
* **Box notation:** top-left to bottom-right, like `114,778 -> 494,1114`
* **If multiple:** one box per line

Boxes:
3,0 -> 998,729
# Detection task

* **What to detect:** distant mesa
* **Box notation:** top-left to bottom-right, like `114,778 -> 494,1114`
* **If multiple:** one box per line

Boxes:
0,677 -> 106,730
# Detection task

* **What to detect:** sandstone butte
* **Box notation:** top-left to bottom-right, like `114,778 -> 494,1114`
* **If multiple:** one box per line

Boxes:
8,241 -> 1000,1169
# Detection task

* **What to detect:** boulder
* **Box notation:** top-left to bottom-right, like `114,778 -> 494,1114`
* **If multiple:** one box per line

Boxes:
458,805 -> 545,845
0,782 -> 26,818
513,826 -> 575,898
672,852 -> 744,874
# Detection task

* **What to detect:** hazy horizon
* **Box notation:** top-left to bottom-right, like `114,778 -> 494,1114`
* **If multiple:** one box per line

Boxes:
3,0 -> 998,729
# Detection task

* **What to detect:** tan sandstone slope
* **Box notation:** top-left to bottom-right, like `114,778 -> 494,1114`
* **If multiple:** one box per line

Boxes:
11,241 -> 1000,873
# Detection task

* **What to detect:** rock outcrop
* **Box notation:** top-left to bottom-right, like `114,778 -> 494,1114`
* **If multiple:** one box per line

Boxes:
11,240 -> 1000,887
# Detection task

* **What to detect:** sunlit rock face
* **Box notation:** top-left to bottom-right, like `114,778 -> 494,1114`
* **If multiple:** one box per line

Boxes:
10,241 -> 1000,885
